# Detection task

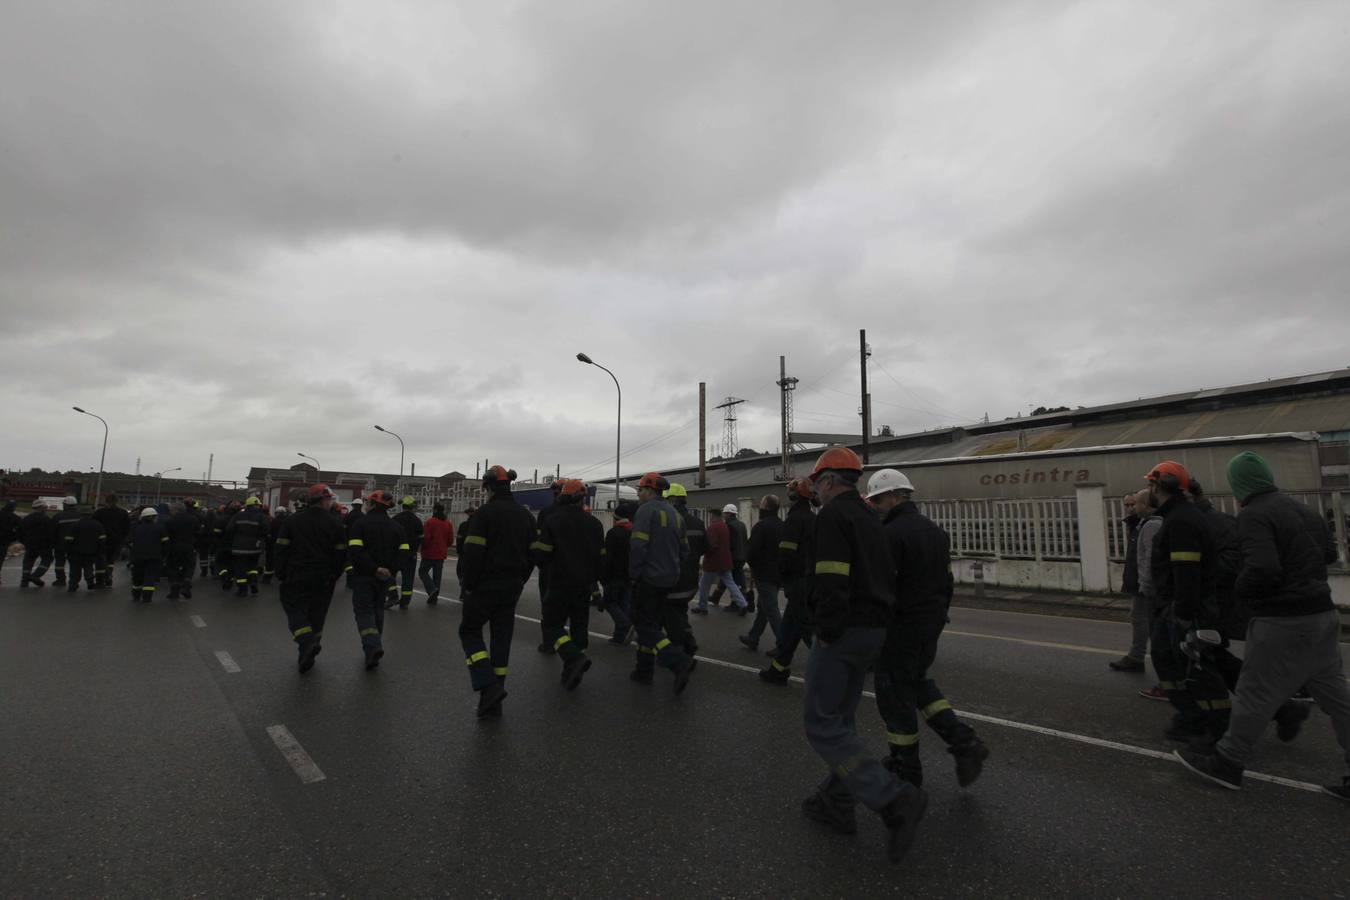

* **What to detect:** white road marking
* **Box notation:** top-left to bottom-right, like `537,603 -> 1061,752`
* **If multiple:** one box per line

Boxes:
944,629 -> 1121,656
190,615 -> 206,628
214,650 -> 241,673
266,725 -> 326,784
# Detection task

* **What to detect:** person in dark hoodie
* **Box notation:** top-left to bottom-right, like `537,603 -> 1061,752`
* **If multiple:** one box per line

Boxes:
664,484 -> 705,658
531,479 -> 604,691
601,500 -> 638,644
164,501 -> 202,600
390,496 -> 423,610
127,507 -> 168,603
276,483 -> 347,673
19,501 -> 56,587
92,494 -> 131,588
1176,451 -> 1350,801
761,478 -> 818,685
65,505 -> 106,593
740,494 -> 785,652
347,490 -> 408,671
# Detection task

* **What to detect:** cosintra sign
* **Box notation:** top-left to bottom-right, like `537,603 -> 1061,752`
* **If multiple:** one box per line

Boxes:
978,467 -> 1091,487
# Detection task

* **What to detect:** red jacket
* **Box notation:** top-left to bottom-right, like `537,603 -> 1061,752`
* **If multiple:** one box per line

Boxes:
422,516 -> 454,561
702,518 -> 732,572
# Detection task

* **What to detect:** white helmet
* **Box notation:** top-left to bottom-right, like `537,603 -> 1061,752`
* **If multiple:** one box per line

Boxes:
722,503 -> 738,515
32,501 -> 46,511
140,507 -> 159,519
63,496 -> 77,507
351,497 -> 364,506
866,468 -> 915,499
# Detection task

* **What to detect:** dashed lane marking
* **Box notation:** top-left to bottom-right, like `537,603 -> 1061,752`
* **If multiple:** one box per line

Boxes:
190,615 -> 206,628
214,650 -> 241,673
408,587 -> 1325,795
266,725 -> 326,784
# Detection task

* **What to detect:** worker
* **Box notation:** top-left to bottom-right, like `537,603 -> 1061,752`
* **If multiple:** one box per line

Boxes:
1145,460 -> 1230,745
262,505 -> 287,585
391,496 -> 423,610
127,507 -> 168,603
628,472 -> 696,694
419,502 -> 454,605
694,504 -> 748,614
456,505 -> 478,556
51,496 -> 81,586
164,501 -> 202,600
275,483 -> 347,673
456,466 -> 536,717
534,480 -> 565,653
866,468 -> 988,789
346,490 -> 408,670
64,504 -> 107,593
761,478 -> 818,684
741,494 -> 784,652
0,501 -> 19,585
343,497 -> 365,587
711,502 -> 753,611
531,478 -> 604,690
663,483 -> 706,657
19,500 -> 56,587
601,500 -> 638,644
225,496 -> 268,597
214,500 -> 240,589
197,502 -> 216,577
797,447 -> 926,865
92,494 -> 131,588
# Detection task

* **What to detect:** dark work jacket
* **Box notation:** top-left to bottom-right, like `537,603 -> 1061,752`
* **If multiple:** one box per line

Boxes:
1121,513 -> 1141,596
531,502 -> 603,591
226,507 -> 267,555
669,504 -> 706,601
1151,495 -> 1218,625
347,506 -> 409,576
53,509 -> 82,546
777,500 -> 816,588
727,516 -> 748,564
394,510 -> 424,555
882,501 -> 954,621
0,508 -> 20,545
456,489 -> 535,591
1234,490 -> 1336,617
276,504 -> 346,584
93,505 -> 131,548
19,510 -> 56,552
602,519 -> 633,585
747,511 -> 784,583
67,516 -> 106,556
809,490 -> 895,639
165,510 -> 201,547
128,520 -> 168,563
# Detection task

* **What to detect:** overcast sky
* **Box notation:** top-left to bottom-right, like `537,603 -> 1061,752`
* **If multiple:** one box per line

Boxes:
3,1 -> 1347,485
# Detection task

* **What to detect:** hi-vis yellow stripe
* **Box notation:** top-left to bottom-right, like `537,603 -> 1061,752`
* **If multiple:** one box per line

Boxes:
1170,551 -> 1202,562
464,535 -> 487,546
815,560 -> 851,576
633,531 -> 650,541
348,538 -> 365,547
779,541 -> 799,550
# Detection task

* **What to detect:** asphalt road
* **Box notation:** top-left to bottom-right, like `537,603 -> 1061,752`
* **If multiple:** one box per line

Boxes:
2,557 -> 1347,899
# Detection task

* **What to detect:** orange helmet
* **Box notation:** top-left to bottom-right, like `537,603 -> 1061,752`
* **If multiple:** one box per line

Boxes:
307,483 -> 335,502
786,477 -> 814,500
809,446 -> 863,482
364,490 -> 395,508
483,465 -> 516,486
638,472 -> 669,492
1145,460 -> 1190,492
558,478 -> 587,497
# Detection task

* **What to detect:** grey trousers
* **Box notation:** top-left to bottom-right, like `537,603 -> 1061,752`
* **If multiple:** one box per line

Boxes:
804,626 -> 905,812
1216,610 -> 1350,770
1127,594 -> 1151,661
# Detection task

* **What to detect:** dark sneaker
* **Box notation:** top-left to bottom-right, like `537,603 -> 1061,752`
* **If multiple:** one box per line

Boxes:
951,739 -> 990,788
629,669 -> 654,685
476,681 -> 507,718
880,787 -> 929,864
383,596 -> 398,610
1322,777 -> 1350,802
1139,686 -> 1168,701
249,584 -> 259,595
725,603 -> 748,617
1109,655 -> 1145,672
759,665 -> 790,685
561,656 -> 592,691
298,640 -> 321,673
801,791 -> 857,835
426,593 -> 438,606
673,659 -> 695,696
1275,702 -> 1311,743
738,635 -> 758,651
537,642 -> 555,654
363,646 -> 384,671
690,606 -> 709,616
1175,748 -> 1242,790
182,587 -> 192,600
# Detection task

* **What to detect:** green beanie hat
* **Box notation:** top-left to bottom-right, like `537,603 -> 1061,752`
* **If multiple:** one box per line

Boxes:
1226,451 -> 1277,504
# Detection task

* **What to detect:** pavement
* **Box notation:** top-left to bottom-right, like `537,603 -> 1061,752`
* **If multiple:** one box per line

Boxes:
2,557 -> 1348,898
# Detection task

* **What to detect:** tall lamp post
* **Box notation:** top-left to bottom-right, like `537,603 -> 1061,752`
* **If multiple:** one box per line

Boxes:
373,425 -> 404,495
297,452 -> 320,481
155,467 -> 182,505
576,353 -> 621,509
72,407 -> 108,504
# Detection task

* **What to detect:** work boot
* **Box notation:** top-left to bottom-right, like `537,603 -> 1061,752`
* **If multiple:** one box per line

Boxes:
882,752 -> 924,789
181,586 -> 192,600
1275,702 -> 1311,743
950,739 -> 990,788
801,790 -> 857,835
130,589 -> 141,603
609,626 -> 634,645
426,592 -> 438,606
235,584 -> 248,598
1174,748 -> 1243,791
249,583 -> 259,595
672,658 -> 695,696
67,583 -> 79,593
759,664 -> 790,685
690,606 -> 708,616
629,669 -> 654,685
476,681 -> 507,718
537,642 -> 555,654
1108,655 -> 1145,672
738,635 -> 758,651
363,644 -> 384,671
297,637 -> 321,673
561,655 -> 592,691
880,786 -> 929,864
1164,721 -> 1208,743
54,573 -> 67,586
383,595 -> 398,610
1323,777 -> 1350,802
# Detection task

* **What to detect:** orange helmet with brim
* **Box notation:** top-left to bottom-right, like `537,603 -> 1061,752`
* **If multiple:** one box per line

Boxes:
809,447 -> 863,482
1145,460 -> 1191,492
638,472 -> 669,492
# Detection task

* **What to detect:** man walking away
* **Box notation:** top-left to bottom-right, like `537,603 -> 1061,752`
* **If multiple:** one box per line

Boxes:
663,485 -> 705,658
51,496 -> 81,586
19,501 -> 56,587
1176,451 -> 1350,800
531,479 -> 604,690
867,468 -> 988,788
761,478 -> 817,685
65,505 -> 106,593
391,496 -> 423,610
419,503 -> 453,605
694,505 -> 747,615
628,472 -> 696,693
276,484 -> 346,673
1132,490 -> 1169,700
262,506 -> 287,584
798,448 -> 926,864
347,490 -> 408,671
164,502 -> 201,600
226,497 -> 268,597
740,494 -> 784,651
92,494 -> 131,589
1109,491 -> 1148,672
601,501 -> 637,644
0,501 -> 20,586
127,507 -> 168,603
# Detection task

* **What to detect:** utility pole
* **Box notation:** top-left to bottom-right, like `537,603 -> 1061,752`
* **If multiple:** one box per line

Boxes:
860,329 -> 871,463
698,382 -> 707,487
777,356 -> 799,477
714,397 -> 746,459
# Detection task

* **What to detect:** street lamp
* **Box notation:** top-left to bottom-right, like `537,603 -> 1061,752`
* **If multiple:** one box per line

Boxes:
297,452 -> 320,480
155,467 -> 182,505
72,407 -> 108,505
576,353 -> 621,510
373,425 -> 404,495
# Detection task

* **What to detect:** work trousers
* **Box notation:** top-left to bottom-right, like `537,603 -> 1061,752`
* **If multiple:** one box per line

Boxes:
231,552 -> 261,590
67,553 -> 97,589
542,586 -> 590,662
397,556 -> 417,607
1217,611 -> 1350,770
769,581 -> 813,673
632,580 -> 693,676
262,540 -> 275,580
281,579 -> 335,644
131,559 -> 162,600
459,579 -> 523,691
350,574 -> 390,650
696,569 -> 746,610
1151,611 -> 1231,735
604,581 -> 633,640
745,579 -> 782,646
418,558 -> 444,597
874,615 -> 975,784
167,543 -> 196,590
1126,594 -> 1151,661
197,541 -> 212,574
96,540 -> 122,586
215,546 -> 232,581
53,543 -> 69,582
22,547 -> 53,581
804,626 -> 907,812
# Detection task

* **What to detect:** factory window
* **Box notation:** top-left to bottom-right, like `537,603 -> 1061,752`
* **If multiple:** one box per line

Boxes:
1319,431 -> 1350,443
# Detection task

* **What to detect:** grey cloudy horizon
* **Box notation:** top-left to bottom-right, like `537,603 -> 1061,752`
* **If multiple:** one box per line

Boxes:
3,1 -> 1348,485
